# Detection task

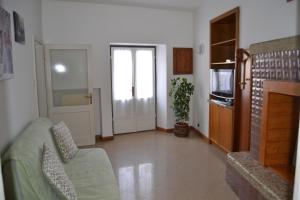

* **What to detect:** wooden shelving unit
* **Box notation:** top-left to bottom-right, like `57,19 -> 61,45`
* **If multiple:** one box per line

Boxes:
210,8 -> 239,65
209,7 -> 240,152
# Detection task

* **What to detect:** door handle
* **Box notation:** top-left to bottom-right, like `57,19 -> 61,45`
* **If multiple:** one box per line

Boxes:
236,49 -> 250,90
132,86 -> 135,97
85,94 -> 93,104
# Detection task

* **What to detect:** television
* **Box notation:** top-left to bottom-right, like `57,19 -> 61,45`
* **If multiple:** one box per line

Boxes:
211,69 -> 234,99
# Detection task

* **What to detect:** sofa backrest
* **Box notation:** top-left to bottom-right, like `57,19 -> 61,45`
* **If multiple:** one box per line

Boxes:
1,118 -> 61,200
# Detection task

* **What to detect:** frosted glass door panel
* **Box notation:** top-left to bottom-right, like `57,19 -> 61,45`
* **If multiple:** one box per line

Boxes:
136,50 -> 154,99
112,49 -> 133,101
50,49 -> 89,106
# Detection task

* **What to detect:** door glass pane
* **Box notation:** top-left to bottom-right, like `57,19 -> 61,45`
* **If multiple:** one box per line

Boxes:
112,49 -> 133,101
136,50 -> 154,99
50,49 -> 89,106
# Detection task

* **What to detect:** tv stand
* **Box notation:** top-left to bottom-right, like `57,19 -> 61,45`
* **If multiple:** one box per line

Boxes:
210,99 -> 233,107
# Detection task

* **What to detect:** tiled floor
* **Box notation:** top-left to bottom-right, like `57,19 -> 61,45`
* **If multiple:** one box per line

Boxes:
96,130 -> 238,200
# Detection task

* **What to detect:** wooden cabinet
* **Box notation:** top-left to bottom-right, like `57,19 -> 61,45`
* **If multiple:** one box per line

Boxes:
209,102 -> 234,152
219,105 -> 233,151
209,102 -> 219,143
173,48 -> 193,74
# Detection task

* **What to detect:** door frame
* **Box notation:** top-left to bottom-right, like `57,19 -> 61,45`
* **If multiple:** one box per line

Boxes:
110,45 -> 157,135
33,37 -> 48,117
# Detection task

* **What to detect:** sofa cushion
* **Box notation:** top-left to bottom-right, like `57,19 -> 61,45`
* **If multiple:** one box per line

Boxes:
64,148 -> 119,200
42,143 -> 77,200
52,121 -> 79,162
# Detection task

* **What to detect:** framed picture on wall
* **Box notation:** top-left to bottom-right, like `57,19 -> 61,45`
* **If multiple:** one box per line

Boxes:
13,11 -> 25,44
0,6 -> 14,80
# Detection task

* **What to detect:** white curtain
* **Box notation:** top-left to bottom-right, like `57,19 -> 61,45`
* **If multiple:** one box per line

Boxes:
112,49 -> 133,101
136,50 -> 154,99
135,49 -> 156,132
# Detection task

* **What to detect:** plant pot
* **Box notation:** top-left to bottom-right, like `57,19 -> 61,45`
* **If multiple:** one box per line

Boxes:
174,122 -> 189,137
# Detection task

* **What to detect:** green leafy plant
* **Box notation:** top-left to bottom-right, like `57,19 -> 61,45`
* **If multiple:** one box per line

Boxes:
169,77 -> 195,122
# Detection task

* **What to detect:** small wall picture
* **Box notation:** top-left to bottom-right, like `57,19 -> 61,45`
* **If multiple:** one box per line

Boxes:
13,11 -> 25,44
0,6 -> 13,80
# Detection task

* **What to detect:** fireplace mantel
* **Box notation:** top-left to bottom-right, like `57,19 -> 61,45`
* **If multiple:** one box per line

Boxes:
262,80 -> 300,97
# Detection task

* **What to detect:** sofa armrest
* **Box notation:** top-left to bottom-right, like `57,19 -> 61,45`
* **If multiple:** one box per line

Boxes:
2,160 -> 24,200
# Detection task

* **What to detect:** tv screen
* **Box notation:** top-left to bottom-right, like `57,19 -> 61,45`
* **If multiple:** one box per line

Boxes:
211,69 -> 234,98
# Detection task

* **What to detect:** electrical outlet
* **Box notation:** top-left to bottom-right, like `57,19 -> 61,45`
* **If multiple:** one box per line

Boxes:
197,123 -> 200,127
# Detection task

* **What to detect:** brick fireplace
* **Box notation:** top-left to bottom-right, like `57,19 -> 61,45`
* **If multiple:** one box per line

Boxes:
226,35 -> 300,200
259,80 -> 300,183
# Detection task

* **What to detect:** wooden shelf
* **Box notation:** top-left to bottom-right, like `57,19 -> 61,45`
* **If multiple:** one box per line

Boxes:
211,38 -> 236,47
211,61 -> 235,65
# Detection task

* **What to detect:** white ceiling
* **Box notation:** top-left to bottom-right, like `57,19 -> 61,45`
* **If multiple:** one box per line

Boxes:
52,0 -> 201,11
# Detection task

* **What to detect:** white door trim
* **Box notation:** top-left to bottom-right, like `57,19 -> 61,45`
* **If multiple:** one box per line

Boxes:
111,46 -> 157,134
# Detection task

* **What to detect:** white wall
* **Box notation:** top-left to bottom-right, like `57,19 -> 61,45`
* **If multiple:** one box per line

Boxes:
0,0 -> 42,152
294,116 -> 300,200
156,44 -> 168,129
193,0 -> 298,137
42,0 -> 194,136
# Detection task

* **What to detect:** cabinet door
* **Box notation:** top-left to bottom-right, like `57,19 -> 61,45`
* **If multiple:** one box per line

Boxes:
209,103 -> 219,144
173,48 -> 193,74
219,106 -> 233,151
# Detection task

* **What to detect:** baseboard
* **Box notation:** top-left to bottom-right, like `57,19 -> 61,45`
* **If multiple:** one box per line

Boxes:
156,127 -> 174,133
95,135 -> 114,142
190,126 -> 210,143
210,139 -> 229,153
157,126 -> 210,143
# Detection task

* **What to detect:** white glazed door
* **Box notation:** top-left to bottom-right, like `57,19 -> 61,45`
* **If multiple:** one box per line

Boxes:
112,47 -> 156,134
45,45 -> 95,146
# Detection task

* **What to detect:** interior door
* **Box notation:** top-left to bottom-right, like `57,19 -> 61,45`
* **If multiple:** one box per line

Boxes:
112,47 -> 156,134
45,45 -> 95,146
235,48 -> 251,151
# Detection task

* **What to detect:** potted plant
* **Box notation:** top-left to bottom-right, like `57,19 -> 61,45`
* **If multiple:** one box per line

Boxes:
169,77 -> 194,137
